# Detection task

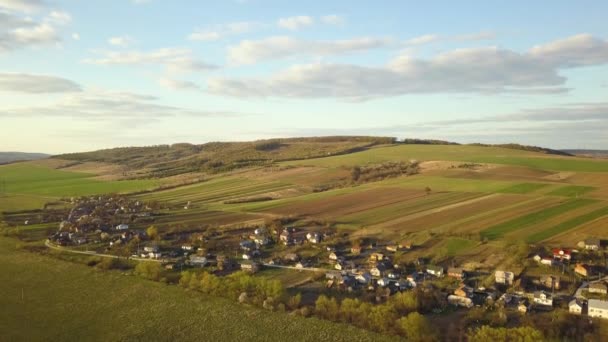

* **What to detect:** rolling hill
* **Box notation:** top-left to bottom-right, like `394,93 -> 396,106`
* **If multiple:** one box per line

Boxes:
0,152 -> 49,164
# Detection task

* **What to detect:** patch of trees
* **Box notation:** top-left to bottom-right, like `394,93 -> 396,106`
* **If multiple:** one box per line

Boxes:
350,161 -> 419,184
469,143 -> 573,156
400,138 -> 459,145
467,326 -> 543,342
179,271 -> 285,309
223,196 -> 274,204
254,140 -> 283,151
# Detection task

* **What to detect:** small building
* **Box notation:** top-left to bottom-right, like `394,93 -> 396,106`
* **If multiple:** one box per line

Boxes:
189,256 -> 208,267
239,240 -> 256,251
589,282 -> 608,294
115,223 -> 129,230
518,303 -> 528,313
306,232 -> 321,244
377,278 -> 390,287
454,285 -> 473,298
398,241 -> 412,250
370,264 -> 388,277
588,299 -> 608,319
584,238 -> 601,251
181,245 -> 195,251
240,261 -> 260,273
283,253 -> 299,262
533,291 -> 553,307
539,275 -> 561,290
254,235 -> 270,246
329,252 -> 339,261
448,267 -> 465,280
143,245 -> 159,253
356,272 -> 372,285
575,263 -> 590,277
426,265 -> 444,277
540,258 -> 554,266
569,299 -> 583,315
350,246 -> 362,255
552,248 -> 572,261
386,245 -> 399,252
369,253 -> 384,262
495,270 -> 514,285
448,295 -> 473,308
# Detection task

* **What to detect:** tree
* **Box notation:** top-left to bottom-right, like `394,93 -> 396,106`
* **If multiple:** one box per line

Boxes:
396,312 -> 437,341
146,225 -> 159,240
425,186 -> 432,195
134,262 -> 162,281
467,326 -> 543,342
287,293 -> 302,310
351,166 -> 361,182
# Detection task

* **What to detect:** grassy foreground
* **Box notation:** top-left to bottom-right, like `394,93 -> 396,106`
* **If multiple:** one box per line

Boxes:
0,238 -> 390,342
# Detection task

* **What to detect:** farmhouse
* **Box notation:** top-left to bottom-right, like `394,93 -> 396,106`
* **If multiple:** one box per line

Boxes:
350,246 -> 362,255
386,245 -> 399,252
588,299 -> 608,319
328,252 -> 339,261
189,256 -> 208,267
115,223 -> 129,230
569,299 -> 583,315
533,291 -> 553,307
240,261 -> 260,273
589,282 -> 608,294
575,263 -> 590,277
370,264 -> 388,277
143,245 -> 159,253
369,253 -> 384,262
495,270 -> 515,285
398,241 -> 412,250
426,265 -> 444,277
448,295 -> 473,308
539,275 -> 561,290
447,267 -> 465,280
552,248 -> 571,261
584,238 -> 601,251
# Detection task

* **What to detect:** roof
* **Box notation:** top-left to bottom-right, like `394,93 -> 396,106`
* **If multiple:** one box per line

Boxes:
569,299 -> 583,308
590,282 -> 608,289
588,299 -> 608,311
427,265 -> 443,272
448,267 -> 463,273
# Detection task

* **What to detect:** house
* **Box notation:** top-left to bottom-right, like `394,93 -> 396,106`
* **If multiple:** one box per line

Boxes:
149,252 -> 162,259
448,295 -> 473,308
540,258 -> 554,266
569,299 -> 583,315
143,245 -> 159,253
518,303 -> 528,313
181,245 -> 195,251
448,267 -> 465,280
240,261 -> 260,273
386,245 -> 399,252
284,253 -> 299,262
377,278 -> 390,287
426,265 -> 444,277
589,299 -> 608,319
454,285 -> 474,298
552,248 -> 572,261
495,270 -> 515,285
533,291 -> 553,307
306,232 -> 321,244
589,282 -> 608,294
539,275 -> 561,290
585,238 -> 601,251
371,264 -> 388,277
242,253 -> 252,260
115,223 -> 129,230
239,240 -> 256,251
74,237 -> 87,245
575,263 -> 590,277
387,270 -> 401,279
350,246 -> 362,255
329,252 -> 339,261
369,253 -> 384,262
189,256 -> 208,267
399,241 -> 412,250
356,272 -> 372,285
280,230 -> 292,244
254,228 -> 266,235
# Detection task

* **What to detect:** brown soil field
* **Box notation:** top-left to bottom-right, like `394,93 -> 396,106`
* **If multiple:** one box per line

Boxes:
379,193 -> 530,234
543,215 -> 608,245
437,196 -> 565,234
505,201 -> 607,240
563,173 -> 608,199
243,166 -> 350,187
264,187 -> 426,218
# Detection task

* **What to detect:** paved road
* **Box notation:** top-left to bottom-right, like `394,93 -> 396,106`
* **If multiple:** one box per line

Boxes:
261,263 -> 328,273
45,240 -> 163,263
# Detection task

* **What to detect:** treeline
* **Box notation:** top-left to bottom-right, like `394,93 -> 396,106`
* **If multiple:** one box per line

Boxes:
469,143 -> 573,156
351,161 -> 419,184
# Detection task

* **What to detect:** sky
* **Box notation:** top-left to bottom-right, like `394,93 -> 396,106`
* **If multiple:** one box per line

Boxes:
0,0 -> 607,154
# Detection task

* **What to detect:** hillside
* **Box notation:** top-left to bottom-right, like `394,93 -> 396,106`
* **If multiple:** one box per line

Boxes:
563,150 -> 608,159
0,152 -> 49,165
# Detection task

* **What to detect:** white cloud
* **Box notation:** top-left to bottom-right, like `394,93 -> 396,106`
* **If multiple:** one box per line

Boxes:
406,34 -> 440,45
277,15 -> 313,30
0,89 -> 241,119
108,35 -> 134,47
210,34 -> 608,100
84,47 -> 218,72
0,0 -> 45,13
0,72 -> 82,93
46,10 -> 71,25
228,36 -> 393,65
188,21 -> 259,41
321,15 -> 345,26
158,77 -> 200,90
71,33 -> 80,40
0,6 -> 71,52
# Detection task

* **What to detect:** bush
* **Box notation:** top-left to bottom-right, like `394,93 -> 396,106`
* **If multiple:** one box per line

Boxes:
134,262 -> 163,281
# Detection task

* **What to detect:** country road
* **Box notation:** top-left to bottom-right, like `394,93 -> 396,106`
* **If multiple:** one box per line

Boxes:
45,240 -> 163,263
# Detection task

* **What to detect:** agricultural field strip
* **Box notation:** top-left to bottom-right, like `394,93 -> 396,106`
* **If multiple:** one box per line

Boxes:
545,185 -> 596,197
526,206 -> 608,243
480,198 -> 598,239
380,194 -> 528,233
426,196 -> 556,234
338,192 -> 481,226
496,183 -> 550,194
371,193 -> 499,229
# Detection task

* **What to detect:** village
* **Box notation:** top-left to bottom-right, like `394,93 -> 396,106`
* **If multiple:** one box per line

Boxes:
45,195 -> 608,325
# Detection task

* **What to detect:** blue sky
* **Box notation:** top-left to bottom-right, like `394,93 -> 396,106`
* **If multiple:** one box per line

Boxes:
0,0 -> 607,153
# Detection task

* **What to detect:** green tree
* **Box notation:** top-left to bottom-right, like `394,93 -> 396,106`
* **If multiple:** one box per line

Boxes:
396,312 -> 437,341
134,262 -> 163,281
467,326 -> 543,342
146,225 -> 159,240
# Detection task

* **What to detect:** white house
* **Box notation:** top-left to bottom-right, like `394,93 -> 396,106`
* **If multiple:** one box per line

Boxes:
115,223 -> 129,230
584,238 -> 601,251
426,265 -> 444,277
588,299 -> 608,319
356,273 -> 372,285
143,245 -> 159,253
377,278 -> 390,287
495,270 -> 514,285
533,291 -> 553,307
189,256 -> 208,267
448,295 -> 473,308
569,299 -> 583,315
181,245 -> 195,251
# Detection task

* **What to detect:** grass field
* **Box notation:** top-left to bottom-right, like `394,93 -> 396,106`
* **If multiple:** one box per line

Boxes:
0,237 -> 389,342
546,185 -> 596,197
525,207 -> 608,243
0,163 -> 158,198
284,145 -> 608,172
480,199 -> 597,240
497,183 -> 550,194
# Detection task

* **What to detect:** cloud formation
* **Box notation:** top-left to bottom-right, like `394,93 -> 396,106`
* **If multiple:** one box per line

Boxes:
228,36 -> 393,65
0,90 -> 242,119
84,47 -> 218,72
188,21 -> 259,41
158,77 -> 200,90
0,72 -> 82,93
108,35 -> 134,47
0,0 -> 45,13
210,34 -> 608,100
277,15 -> 313,30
